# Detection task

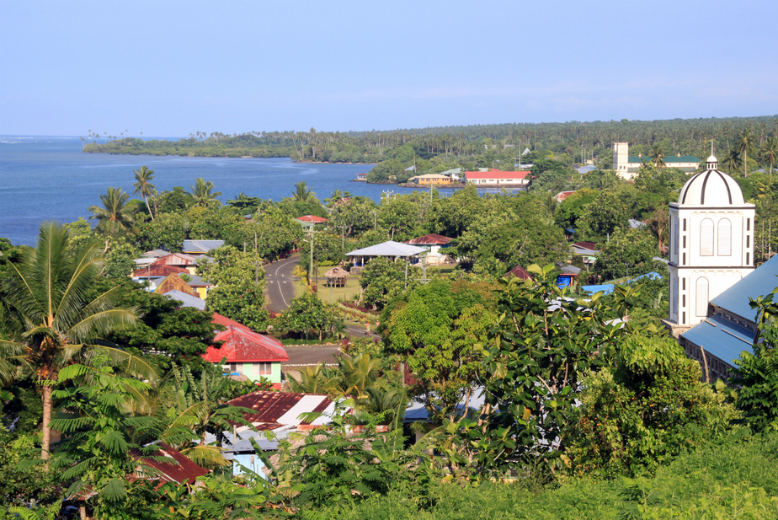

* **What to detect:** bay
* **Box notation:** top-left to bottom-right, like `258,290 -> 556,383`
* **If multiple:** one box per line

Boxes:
0,137 -> 519,246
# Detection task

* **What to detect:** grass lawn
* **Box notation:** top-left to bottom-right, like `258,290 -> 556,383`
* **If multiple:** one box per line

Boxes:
295,266 -> 363,303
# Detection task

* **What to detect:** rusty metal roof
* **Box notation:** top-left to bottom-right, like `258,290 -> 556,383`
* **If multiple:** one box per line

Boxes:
227,391 -> 335,427
130,443 -> 209,485
152,253 -> 198,266
154,273 -> 197,297
132,264 -> 188,278
407,233 -> 453,246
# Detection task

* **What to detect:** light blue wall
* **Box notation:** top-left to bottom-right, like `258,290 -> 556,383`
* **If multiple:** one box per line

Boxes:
232,453 -> 269,480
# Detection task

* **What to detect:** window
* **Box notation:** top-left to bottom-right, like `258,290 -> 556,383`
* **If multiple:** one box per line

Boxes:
672,278 -> 678,314
682,277 -> 686,290
683,236 -> 686,248
718,219 -> 732,256
682,311 -> 686,324
682,295 -> 686,307
696,277 -> 709,317
747,235 -> 750,248
683,219 -> 687,232
747,218 -> 751,231
683,253 -> 686,265
747,252 -> 750,265
251,362 -> 272,375
700,219 -> 714,256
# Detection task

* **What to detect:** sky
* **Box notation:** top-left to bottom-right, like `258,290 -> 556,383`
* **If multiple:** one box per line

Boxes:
1,0 -> 777,136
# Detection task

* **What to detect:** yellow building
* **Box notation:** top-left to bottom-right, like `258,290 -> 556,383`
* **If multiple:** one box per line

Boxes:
408,174 -> 453,185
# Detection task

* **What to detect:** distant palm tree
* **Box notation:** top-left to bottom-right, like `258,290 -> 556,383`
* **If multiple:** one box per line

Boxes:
737,128 -> 757,177
0,223 -> 152,462
189,178 -> 222,207
543,191 -> 558,216
761,136 -> 778,177
650,144 -> 666,170
293,181 -> 315,203
722,150 -> 742,174
132,166 -> 156,220
88,187 -> 134,235
324,189 -> 352,207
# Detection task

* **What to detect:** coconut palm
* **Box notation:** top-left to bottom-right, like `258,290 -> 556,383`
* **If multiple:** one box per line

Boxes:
88,187 -> 134,235
190,178 -> 222,207
542,191 -> 558,217
331,353 -> 381,398
761,136 -> 778,176
722,150 -> 742,174
650,144 -> 666,170
132,166 -> 156,221
289,363 -> 336,394
324,189 -> 353,207
737,128 -> 757,177
292,181 -> 315,203
0,223 -> 154,461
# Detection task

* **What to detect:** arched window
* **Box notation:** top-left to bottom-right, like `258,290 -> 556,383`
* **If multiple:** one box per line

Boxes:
696,277 -> 709,317
718,219 -> 732,256
671,277 -> 678,315
700,219 -> 714,256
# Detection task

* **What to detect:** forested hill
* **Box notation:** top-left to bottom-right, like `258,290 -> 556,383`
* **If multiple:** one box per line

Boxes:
82,115 -> 777,164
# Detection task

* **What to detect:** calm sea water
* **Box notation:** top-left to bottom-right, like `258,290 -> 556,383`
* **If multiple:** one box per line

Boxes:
0,137 -> 481,246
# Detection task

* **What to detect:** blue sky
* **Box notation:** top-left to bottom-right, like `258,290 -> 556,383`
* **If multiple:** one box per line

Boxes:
1,0 -> 776,136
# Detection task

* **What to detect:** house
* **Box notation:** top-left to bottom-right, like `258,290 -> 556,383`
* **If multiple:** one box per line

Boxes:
223,391 -> 347,477
356,172 -> 368,181
613,142 -> 699,180
186,274 -> 213,299
152,253 -> 199,274
406,233 -> 454,265
295,215 -> 328,231
132,264 -> 188,280
164,289 -> 206,311
346,241 -> 426,269
506,265 -> 532,281
154,273 -> 198,297
182,240 -> 224,256
129,443 -> 210,487
556,265 -> 581,288
570,241 -> 600,266
439,167 -> 465,181
143,249 -> 170,258
202,314 -> 289,385
464,170 -> 530,187
407,174 -> 453,185
678,255 -> 778,381
554,190 -> 576,203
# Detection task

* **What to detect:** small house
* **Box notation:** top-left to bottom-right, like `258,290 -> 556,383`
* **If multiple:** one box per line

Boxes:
295,215 -> 328,231
406,233 -> 454,265
182,240 -> 224,256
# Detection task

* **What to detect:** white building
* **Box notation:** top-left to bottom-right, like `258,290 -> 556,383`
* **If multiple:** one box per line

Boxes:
664,155 -> 755,335
613,142 -> 699,180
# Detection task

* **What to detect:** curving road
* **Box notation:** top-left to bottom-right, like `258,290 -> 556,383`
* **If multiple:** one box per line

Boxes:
265,256 -> 300,313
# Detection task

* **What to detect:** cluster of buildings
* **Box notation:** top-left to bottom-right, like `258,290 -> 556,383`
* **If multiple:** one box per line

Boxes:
408,168 -> 531,188
613,142 -> 699,180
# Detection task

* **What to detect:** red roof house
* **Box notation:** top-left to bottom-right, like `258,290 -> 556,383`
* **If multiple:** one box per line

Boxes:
202,322 -> 288,384
228,391 -> 344,431
154,273 -> 197,297
507,265 -> 533,281
554,190 -> 576,202
406,234 -> 453,246
132,264 -> 188,279
129,443 -> 210,486
296,215 -> 328,223
152,253 -> 199,267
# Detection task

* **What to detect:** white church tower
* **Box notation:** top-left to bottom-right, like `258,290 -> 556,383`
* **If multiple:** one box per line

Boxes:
665,155 -> 755,335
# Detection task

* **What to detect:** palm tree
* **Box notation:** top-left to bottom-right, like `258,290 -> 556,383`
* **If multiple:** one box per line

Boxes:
132,166 -> 156,221
324,189 -> 352,207
331,353 -> 381,398
761,136 -> 778,176
190,178 -> 222,207
737,128 -> 757,177
292,181 -> 315,203
88,187 -> 134,235
542,191 -> 558,217
650,144 -> 666,170
722,150 -> 742,174
0,223 -> 154,461
289,363 -> 336,394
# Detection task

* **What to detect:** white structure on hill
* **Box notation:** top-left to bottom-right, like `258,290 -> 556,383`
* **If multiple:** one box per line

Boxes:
665,155 -> 755,335
613,142 -> 699,180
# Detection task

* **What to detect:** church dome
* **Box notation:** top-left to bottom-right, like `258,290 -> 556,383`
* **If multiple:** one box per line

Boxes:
678,156 -> 745,206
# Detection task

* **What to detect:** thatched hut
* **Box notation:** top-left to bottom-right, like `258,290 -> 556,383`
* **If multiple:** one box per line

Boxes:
324,267 -> 349,287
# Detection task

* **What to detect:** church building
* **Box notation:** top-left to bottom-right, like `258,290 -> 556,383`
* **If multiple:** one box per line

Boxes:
613,142 -> 699,180
664,154 -> 778,381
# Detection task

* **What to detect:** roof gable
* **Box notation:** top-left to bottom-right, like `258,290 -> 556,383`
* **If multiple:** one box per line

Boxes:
152,253 -> 198,266
202,326 -> 289,363
296,215 -> 328,223
154,274 -> 197,297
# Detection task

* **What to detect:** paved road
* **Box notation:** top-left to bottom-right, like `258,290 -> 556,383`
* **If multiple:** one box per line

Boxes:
265,256 -> 300,313
283,345 -> 342,366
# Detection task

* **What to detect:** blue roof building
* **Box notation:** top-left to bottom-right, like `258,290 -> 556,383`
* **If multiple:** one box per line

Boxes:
679,254 -> 778,381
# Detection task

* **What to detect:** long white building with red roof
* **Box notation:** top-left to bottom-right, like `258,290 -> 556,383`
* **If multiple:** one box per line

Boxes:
464,169 -> 530,187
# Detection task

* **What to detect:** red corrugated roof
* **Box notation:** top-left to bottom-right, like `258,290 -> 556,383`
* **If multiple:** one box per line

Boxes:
507,265 -> 533,280
211,312 -> 251,331
130,443 -> 209,485
464,170 -> 530,180
202,326 -> 289,363
152,253 -> 198,266
296,215 -> 328,223
132,264 -> 188,278
572,241 -> 597,250
154,274 -> 197,297
227,391 -> 332,425
407,233 -> 453,245
555,190 -> 576,202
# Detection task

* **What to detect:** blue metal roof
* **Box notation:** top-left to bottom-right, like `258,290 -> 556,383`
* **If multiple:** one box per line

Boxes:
681,314 -> 755,365
710,255 -> 778,322
582,284 -> 614,295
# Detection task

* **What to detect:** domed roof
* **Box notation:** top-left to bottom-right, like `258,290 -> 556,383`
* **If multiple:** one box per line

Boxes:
678,159 -> 745,206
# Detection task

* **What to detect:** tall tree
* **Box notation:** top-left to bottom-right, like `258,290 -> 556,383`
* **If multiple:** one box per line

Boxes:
650,144 -> 666,170
132,166 -> 156,220
0,223 -> 154,461
761,136 -> 778,176
293,181 -> 315,203
88,187 -> 134,235
190,178 -> 222,207
737,128 -> 757,177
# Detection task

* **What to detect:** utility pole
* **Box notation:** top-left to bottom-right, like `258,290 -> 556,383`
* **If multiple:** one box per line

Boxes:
308,229 -> 314,287
373,211 -> 377,232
